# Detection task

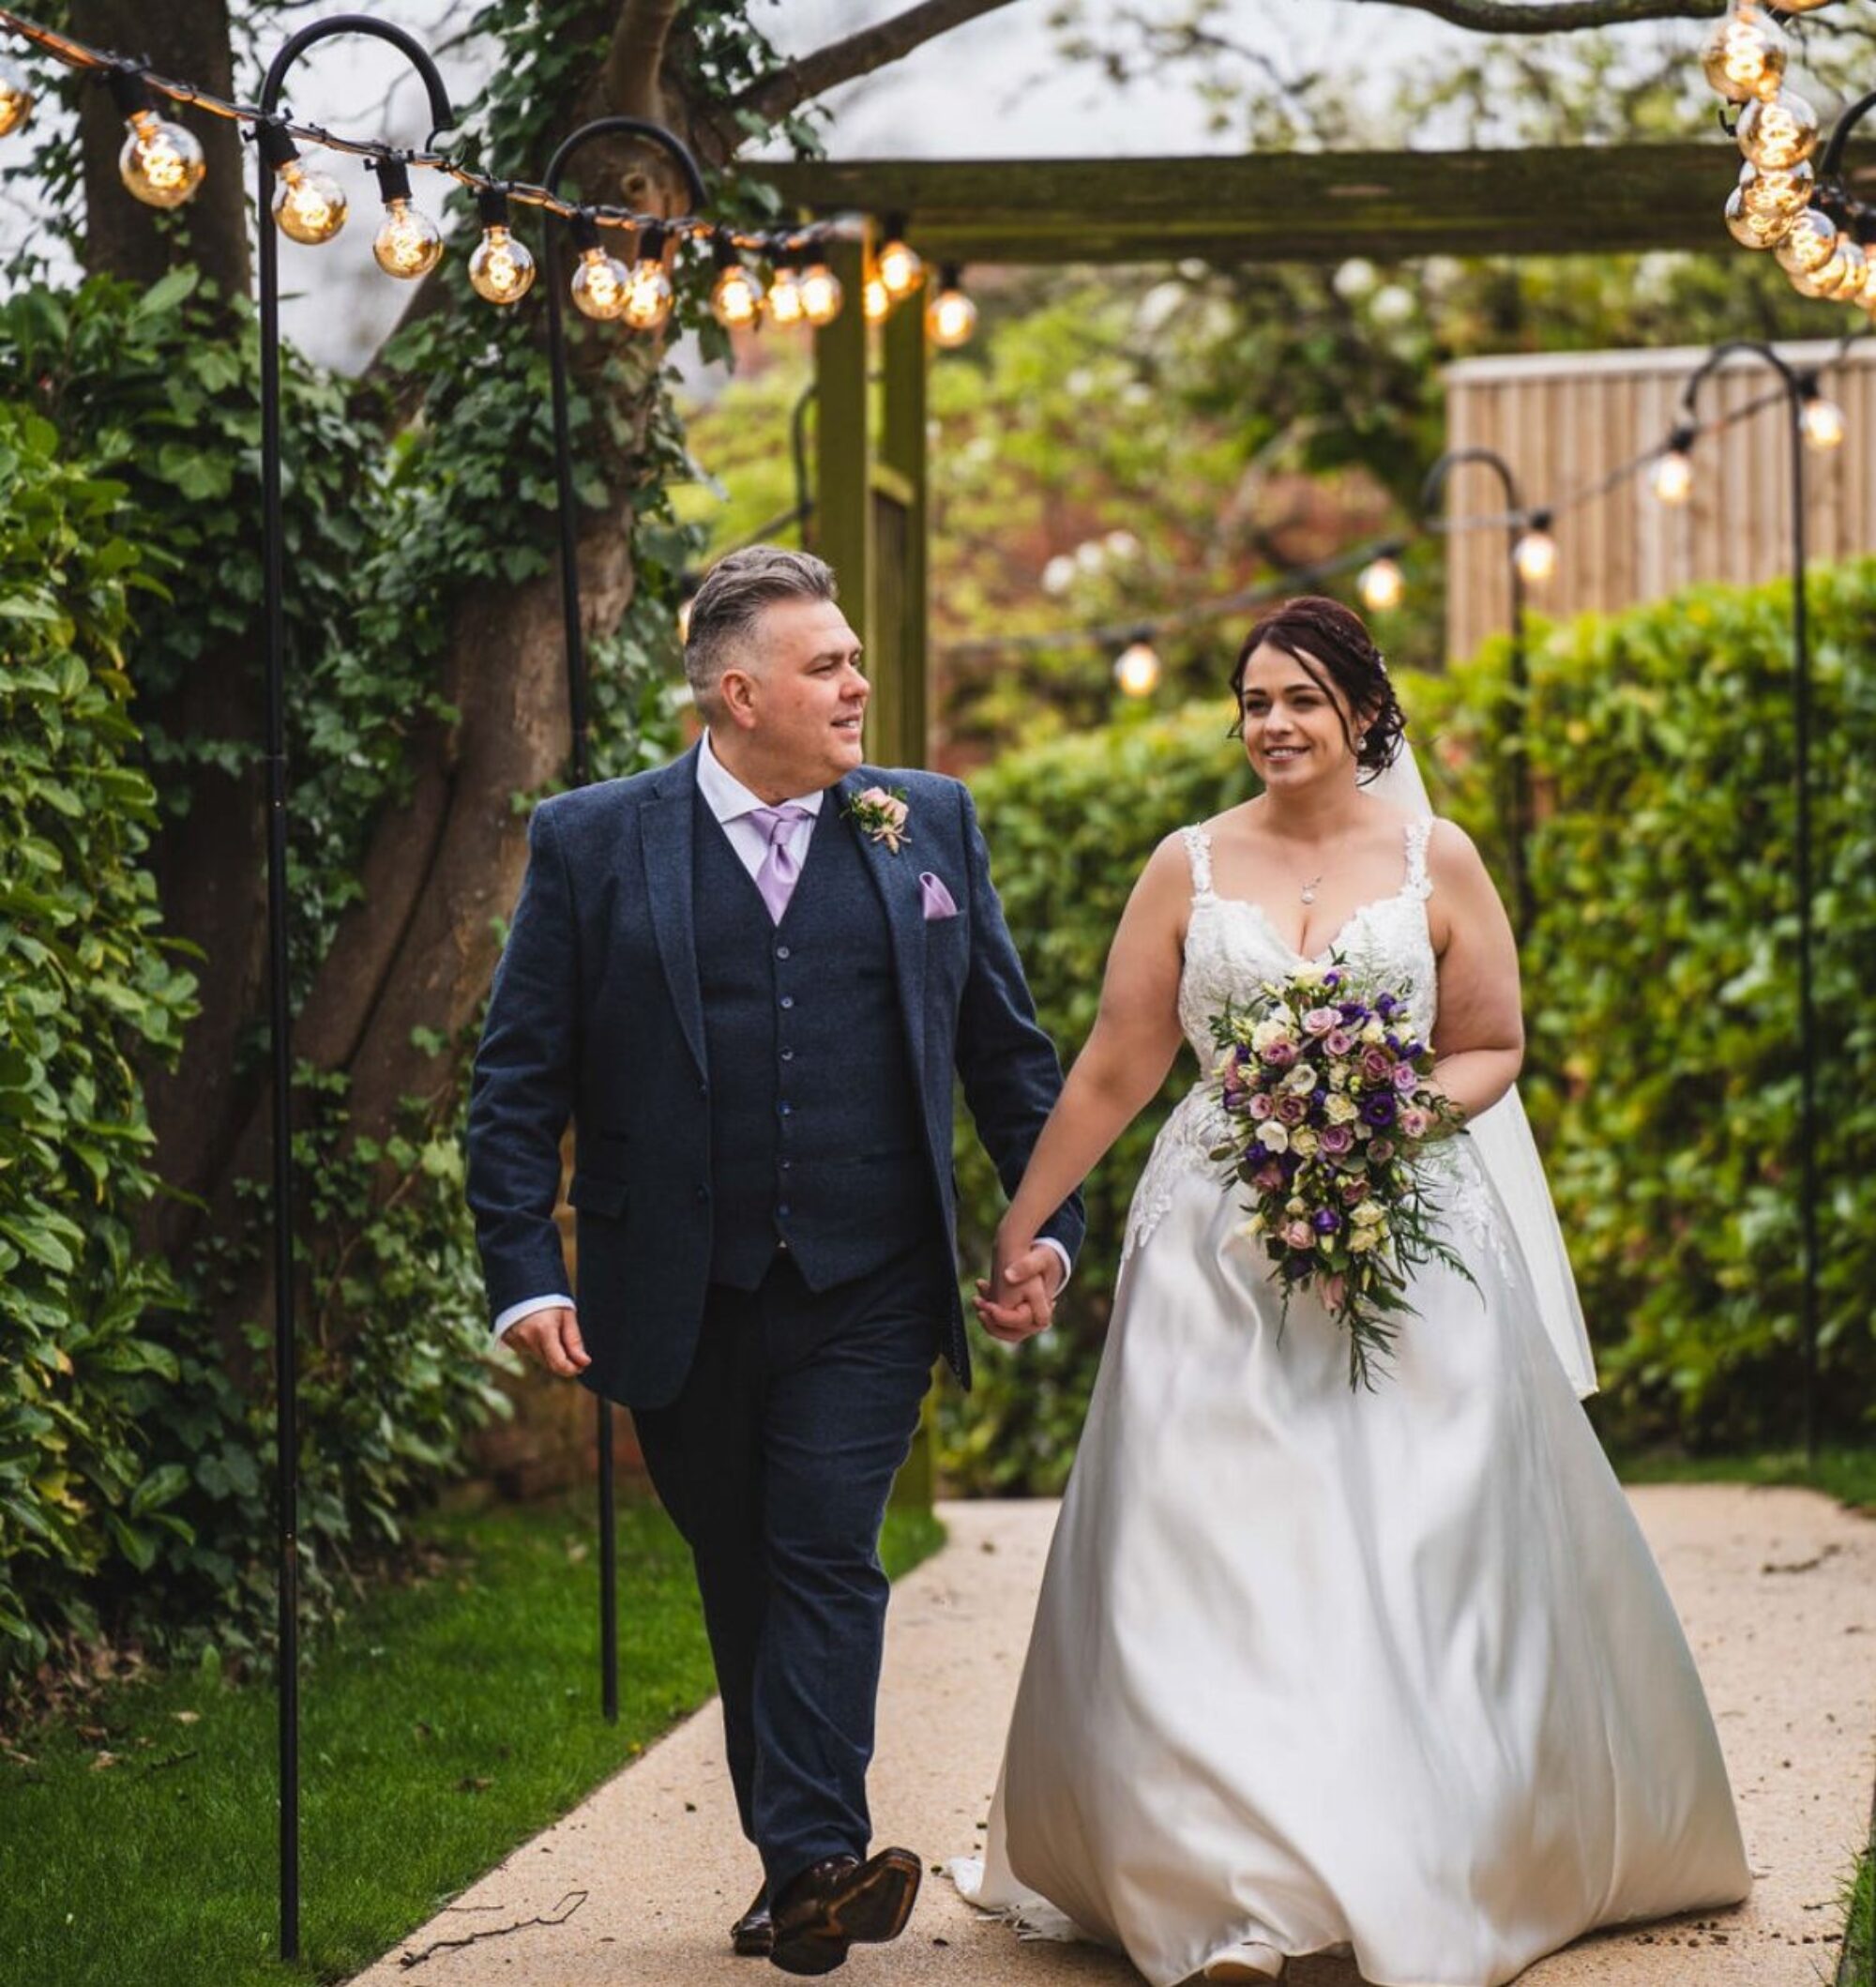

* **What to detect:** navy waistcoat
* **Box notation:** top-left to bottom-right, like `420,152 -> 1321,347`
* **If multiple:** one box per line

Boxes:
692,789 -> 936,1290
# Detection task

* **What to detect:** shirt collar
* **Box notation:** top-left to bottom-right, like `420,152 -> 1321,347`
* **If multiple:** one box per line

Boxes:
696,728 -> 827,825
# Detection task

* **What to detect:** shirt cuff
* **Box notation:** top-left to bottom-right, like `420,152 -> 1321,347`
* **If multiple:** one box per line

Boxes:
492,1294 -> 574,1341
1037,1238 -> 1071,1296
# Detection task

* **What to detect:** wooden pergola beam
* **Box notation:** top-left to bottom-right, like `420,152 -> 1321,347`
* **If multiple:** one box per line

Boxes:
759,143 -> 1876,264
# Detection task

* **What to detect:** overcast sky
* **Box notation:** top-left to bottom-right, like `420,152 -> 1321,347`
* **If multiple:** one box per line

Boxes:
1,0 -> 1705,370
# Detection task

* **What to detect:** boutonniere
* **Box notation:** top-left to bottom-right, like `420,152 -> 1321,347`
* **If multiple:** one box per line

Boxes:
845,785 -> 911,855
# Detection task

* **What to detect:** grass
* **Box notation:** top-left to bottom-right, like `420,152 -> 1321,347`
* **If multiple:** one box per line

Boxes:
1610,1445 -> 1876,1513
0,1493 -> 946,1987
1841,1834 -> 1875,1987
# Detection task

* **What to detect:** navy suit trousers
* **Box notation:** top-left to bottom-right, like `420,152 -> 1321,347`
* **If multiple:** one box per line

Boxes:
630,1238 -> 946,1897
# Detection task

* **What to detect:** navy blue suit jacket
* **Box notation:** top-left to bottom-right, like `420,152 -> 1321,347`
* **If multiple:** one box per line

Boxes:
465,746 -> 1083,1409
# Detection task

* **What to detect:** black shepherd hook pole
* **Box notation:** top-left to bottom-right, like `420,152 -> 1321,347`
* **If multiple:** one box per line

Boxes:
255,14 -> 454,1962
1677,339 -> 1827,1464
1419,445 -> 1542,944
538,114 -> 706,1724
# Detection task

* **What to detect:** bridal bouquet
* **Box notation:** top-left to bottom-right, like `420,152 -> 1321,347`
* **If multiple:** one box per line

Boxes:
1207,960 -> 1475,1390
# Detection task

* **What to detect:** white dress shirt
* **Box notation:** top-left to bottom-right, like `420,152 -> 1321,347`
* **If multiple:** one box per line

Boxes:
492,731 -> 1064,1339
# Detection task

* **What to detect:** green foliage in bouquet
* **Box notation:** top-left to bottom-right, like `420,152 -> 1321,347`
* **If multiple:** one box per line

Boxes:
947,560 -> 1876,1489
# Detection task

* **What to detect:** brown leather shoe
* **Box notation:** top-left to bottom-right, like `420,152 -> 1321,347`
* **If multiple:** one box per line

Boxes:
732,1883 -> 774,1958
768,1846 -> 922,1976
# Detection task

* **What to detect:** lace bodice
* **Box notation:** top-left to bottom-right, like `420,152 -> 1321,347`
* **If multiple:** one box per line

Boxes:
1123,816 -> 1505,1267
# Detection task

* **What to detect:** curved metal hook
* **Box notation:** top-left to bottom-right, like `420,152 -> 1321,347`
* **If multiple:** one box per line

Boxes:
260,12 -> 455,132
1418,445 -> 1524,529
543,114 -> 708,211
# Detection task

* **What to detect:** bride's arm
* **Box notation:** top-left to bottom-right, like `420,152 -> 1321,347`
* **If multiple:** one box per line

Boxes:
1425,818 -> 1525,1127
996,834 -> 1191,1263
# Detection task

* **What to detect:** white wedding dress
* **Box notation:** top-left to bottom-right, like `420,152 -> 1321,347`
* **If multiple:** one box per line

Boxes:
954,819 -> 1749,1987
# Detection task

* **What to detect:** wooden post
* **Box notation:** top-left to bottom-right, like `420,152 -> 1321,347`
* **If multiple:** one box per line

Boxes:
876,279 -> 930,770
810,225 -> 873,684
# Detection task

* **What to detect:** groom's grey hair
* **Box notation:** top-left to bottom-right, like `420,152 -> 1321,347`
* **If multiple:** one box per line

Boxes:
685,545 -> 839,720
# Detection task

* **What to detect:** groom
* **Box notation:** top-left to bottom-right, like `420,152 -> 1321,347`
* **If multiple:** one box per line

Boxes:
466,545 -> 1081,1975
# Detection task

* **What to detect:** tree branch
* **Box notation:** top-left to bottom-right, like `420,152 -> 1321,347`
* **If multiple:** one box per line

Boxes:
728,0 -> 1024,129
1349,0 -> 1723,29
601,0 -> 682,120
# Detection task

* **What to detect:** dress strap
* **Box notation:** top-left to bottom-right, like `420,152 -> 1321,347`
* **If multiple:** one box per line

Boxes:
1180,824 -> 1215,899
1404,817 -> 1435,901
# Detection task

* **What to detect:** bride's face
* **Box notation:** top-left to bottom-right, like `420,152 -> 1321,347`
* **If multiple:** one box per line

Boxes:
1235,643 -> 1365,789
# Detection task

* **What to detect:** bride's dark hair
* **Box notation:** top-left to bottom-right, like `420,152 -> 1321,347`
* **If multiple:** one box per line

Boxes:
1229,595 -> 1407,781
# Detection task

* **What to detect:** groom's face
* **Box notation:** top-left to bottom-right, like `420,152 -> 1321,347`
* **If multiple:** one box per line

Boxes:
734,596 -> 870,787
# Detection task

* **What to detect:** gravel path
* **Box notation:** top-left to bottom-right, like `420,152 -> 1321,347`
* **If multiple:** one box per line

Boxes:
350,1483 -> 1873,1987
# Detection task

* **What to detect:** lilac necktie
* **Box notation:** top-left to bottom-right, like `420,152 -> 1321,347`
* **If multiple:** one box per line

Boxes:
750,804 -> 814,923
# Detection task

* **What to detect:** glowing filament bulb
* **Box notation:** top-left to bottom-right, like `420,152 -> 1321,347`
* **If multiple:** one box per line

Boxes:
1737,92 -> 1820,173
1725,188 -> 1789,250
710,252 -> 764,329
1801,393 -> 1845,451
1113,640 -> 1161,698
1701,5 -> 1787,103
1356,555 -> 1406,613
767,265 -> 807,327
373,197 -> 443,278
572,244 -> 630,319
622,256 -> 674,330
863,272 -> 891,322
467,190 -> 535,304
1774,206 -> 1838,277
877,229 -> 923,298
1652,448 -> 1694,506
799,262 -> 844,326
272,159 -> 348,246
1737,159 -> 1813,220
1513,520 -> 1558,585
119,108 -> 206,208
0,60 -> 33,139
927,265 -> 977,349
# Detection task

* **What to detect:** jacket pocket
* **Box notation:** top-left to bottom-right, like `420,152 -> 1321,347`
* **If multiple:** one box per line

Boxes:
568,1171 -> 628,1218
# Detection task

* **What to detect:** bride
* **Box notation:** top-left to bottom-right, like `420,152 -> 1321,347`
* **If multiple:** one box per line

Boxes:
959,596 -> 1750,1986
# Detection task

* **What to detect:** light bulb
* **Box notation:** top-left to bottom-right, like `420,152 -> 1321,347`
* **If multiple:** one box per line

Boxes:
1651,448 -> 1694,506
1774,206 -> 1838,277
710,258 -> 764,329
928,265 -> 977,349
571,243 -> 630,319
1822,239 -> 1869,303
373,196 -> 443,278
469,224 -> 535,303
1113,640 -> 1161,698
622,259 -> 674,330
1801,393 -> 1846,450
272,159 -> 348,246
1788,244 -> 1852,298
863,273 -> 891,322
1701,5 -> 1787,103
119,108 -> 206,209
767,265 -> 806,327
0,60 -> 33,139
1356,555 -> 1406,613
1513,522 -> 1557,585
877,232 -> 923,299
1738,159 -> 1814,220
1725,187 -> 1791,250
800,262 -> 843,326
1737,92 -> 1819,173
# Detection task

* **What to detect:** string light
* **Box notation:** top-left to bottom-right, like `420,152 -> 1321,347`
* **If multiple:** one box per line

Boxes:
1651,427 -> 1696,505
567,210 -> 630,320
1774,206 -> 1839,280
257,122 -> 346,247
1512,513 -> 1558,585
928,263 -> 977,349
1799,378 -> 1847,449
709,239 -> 763,329
863,268 -> 891,322
0,55 -> 31,136
108,69 -> 204,208
1737,92 -> 1821,173
877,218 -> 923,300
766,261 -> 807,328
1700,3 -> 1787,104
799,259 -> 843,328
1356,553 -> 1406,612
1113,636 -> 1162,698
467,185 -> 535,304
621,224 -> 675,331
368,156 -> 443,278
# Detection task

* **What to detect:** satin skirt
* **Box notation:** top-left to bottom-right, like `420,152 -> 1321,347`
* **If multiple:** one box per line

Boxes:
960,1145 -> 1750,1987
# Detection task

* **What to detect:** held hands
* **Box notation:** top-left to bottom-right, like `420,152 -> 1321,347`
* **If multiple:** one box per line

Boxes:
974,1226 -> 1061,1345
508,1305 -> 591,1378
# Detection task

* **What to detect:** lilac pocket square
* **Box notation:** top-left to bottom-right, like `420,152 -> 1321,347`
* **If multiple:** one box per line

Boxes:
919,872 -> 959,921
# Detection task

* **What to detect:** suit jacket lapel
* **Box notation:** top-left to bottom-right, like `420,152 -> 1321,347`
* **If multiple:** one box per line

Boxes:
641,746 -> 707,1078
838,768 -> 928,1080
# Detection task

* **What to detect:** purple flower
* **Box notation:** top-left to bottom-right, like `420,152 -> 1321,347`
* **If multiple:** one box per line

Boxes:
1377,994 -> 1397,1019
1276,1093 -> 1308,1127
1303,1006 -> 1339,1037
1392,1064 -> 1419,1093
1362,1092 -> 1398,1127
1263,1039 -> 1300,1068
1339,1001 -> 1368,1023
1369,1137 -> 1397,1163
1324,1027 -> 1357,1056
1319,1123 -> 1355,1156
1311,1208 -> 1341,1234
